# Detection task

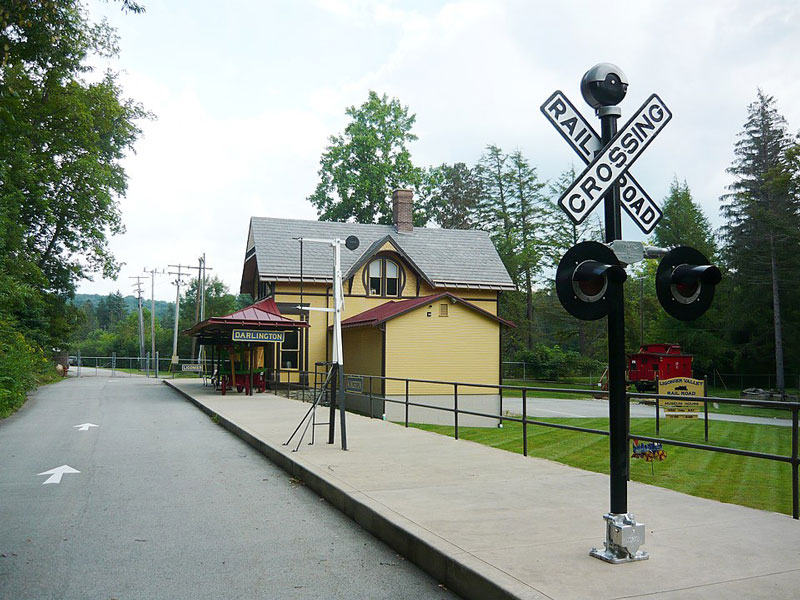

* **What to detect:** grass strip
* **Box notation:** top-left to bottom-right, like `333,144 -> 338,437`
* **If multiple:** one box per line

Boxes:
411,417 -> 795,515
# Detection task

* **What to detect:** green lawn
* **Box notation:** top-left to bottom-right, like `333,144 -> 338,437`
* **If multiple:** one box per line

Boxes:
501,379 -> 795,420
412,418 -> 796,516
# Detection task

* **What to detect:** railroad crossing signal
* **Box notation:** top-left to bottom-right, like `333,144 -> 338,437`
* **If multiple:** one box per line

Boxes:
656,246 -> 721,321
555,93 -> 671,226
541,91 -> 663,233
555,241 -> 627,321
544,64 -> 722,565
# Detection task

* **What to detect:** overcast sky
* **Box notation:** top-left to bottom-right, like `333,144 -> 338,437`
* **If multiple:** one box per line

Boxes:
79,0 -> 800,301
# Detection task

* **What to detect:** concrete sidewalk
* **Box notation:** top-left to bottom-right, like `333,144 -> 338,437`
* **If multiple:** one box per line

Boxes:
165,380 -> 800,600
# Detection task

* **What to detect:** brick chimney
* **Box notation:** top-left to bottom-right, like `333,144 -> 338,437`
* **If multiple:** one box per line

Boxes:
392,189 -> 413,233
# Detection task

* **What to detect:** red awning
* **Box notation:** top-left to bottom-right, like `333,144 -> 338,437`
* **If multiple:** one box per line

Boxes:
339,292 -> 515,329
185,298 -> 308,337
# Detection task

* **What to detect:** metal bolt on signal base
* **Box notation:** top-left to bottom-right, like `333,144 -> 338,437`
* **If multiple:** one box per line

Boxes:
590,513 -> 649,564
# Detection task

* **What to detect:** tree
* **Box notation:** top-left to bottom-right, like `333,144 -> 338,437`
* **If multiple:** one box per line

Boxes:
308,91 -> 421,224
420,162 -> 482,229
654,178 -> 716,259
541,166 -> 604,357
506,150 -> 547,350
96,291 -> 127,330
721,90 -> 800,394
475,145 -> 516,273
541,166 -> 603,268
0,0 -> 148,354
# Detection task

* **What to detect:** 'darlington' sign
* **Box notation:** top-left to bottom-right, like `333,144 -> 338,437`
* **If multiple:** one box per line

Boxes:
231,329 -> 285,343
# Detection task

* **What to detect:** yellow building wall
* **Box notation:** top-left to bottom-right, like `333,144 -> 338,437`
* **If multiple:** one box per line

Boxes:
342,326 -> 384,396
384,300 -> 500,395
271,278 -> 501,381
272,285 -> 329,383
349,248 -> 419,298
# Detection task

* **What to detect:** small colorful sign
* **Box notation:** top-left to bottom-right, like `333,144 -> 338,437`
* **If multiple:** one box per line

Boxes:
632,439 -> 666,462
659,376 -> 704,419
232,329 -> 285,343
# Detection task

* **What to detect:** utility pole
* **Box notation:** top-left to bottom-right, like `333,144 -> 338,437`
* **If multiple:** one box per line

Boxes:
130,276 -> 146,366
167,264 -> 191,369
144,268 -> 165,376
187,254 -> 213,361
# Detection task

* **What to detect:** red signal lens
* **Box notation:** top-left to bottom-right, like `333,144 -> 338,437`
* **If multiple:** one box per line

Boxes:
577,276 -> 605,298
675,281 -> 699,299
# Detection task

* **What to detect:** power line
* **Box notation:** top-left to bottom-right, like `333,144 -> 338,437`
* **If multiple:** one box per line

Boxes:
144,267 -> 166,373
129,276 -> 146,362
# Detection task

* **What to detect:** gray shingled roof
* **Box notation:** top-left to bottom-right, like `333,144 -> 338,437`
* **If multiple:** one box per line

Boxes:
245,217 -> 515,290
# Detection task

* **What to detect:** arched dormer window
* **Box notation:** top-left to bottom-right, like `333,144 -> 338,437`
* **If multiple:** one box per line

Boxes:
367,258 -> 402,297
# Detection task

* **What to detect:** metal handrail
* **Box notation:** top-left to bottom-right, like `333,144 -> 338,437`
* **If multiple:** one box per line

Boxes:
272,369 -> 800,520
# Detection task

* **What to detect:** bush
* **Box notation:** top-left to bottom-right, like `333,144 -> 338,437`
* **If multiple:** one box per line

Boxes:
0,319 -> 53,418
511,344 -> 604,381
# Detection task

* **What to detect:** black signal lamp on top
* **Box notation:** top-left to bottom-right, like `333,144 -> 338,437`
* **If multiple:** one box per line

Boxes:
556,241 -> 627,321
656,246 -> 721,321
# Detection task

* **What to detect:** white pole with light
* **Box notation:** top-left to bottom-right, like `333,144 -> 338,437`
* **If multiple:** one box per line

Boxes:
295,235 -> 360,450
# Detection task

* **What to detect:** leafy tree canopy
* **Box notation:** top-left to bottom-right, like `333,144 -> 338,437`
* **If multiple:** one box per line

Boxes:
308,91 -> 421,224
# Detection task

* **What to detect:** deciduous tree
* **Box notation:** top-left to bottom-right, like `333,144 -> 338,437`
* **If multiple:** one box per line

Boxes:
308,91 -> 421,224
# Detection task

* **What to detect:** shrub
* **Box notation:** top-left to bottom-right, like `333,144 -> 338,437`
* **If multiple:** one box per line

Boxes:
0,319 -> 52,418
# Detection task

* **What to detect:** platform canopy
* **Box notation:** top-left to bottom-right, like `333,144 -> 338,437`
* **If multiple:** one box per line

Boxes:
184,298 -> 308,345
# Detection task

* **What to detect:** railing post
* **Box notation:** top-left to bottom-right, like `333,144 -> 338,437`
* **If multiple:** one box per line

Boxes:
454,383 -> 459,440
405,379 -> 409,428
704,376 -> 709,442
522,389 -> 528,457
499,385 -> 504,428
655,396 -> 660,435
793,408 -> 798,520
369,376 -> 374,419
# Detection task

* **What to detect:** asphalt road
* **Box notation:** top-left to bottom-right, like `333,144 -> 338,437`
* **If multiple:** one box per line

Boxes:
0,376 -> 456,600
501,396 -> 793,427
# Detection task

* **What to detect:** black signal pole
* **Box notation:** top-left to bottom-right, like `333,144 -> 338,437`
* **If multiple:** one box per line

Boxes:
599,105 -> 627,515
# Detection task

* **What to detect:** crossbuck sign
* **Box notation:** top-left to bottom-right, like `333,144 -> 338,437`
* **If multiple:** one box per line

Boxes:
541,92 -> 671,233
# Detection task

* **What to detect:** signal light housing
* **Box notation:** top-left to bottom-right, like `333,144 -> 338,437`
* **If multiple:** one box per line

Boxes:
656,246 -> 721,321
556,241 -> 627,321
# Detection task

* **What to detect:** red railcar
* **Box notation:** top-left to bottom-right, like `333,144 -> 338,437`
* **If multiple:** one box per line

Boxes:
627,343 -> 693,391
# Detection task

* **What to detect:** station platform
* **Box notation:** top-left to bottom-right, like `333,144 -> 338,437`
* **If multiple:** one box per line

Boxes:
165,379 -> 800,600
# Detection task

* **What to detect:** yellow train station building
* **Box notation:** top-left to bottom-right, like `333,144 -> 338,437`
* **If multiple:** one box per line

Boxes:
238,190 -> 515,425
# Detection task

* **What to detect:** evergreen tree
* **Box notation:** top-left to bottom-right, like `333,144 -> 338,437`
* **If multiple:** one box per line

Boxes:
542,166 -> 603,268
420,162 -> 482,229
506,150 -> 546,350
654,178 -> 716,259
475,145 -> 517,276
721,90 -> 800,394
541,166 -> 604,357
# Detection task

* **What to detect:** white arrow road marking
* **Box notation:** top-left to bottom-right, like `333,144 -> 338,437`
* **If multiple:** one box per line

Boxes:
73,423 -> 99,431
38,465 -> 80,485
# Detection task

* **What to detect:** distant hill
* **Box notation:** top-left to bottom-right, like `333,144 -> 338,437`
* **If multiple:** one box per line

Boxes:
73,293 -> 172,320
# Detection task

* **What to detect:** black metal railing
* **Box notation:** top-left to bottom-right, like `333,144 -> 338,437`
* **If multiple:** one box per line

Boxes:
223,368 -> 800,520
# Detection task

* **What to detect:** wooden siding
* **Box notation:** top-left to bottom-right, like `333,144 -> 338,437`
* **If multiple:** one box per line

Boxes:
271,281 -> 500,385
349,248 -> 419,298
384,299 -> 499,395
342,326 -> 384,396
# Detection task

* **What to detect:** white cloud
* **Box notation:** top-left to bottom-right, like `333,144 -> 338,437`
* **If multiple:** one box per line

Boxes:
79,0 -> 800,300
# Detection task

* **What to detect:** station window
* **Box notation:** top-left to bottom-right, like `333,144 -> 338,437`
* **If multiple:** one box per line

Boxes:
281,330 -> 299,370
257,281 -> 273,300
367,258 -> 401,297
439,303 -> 448,317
